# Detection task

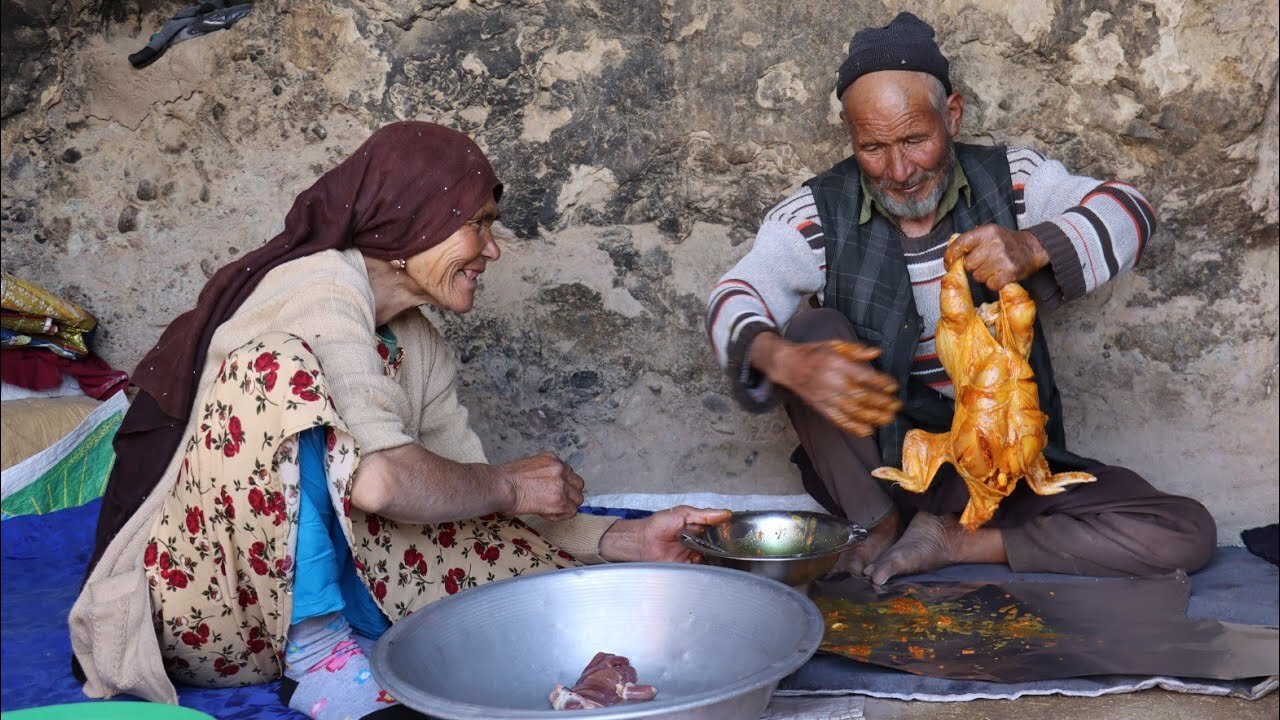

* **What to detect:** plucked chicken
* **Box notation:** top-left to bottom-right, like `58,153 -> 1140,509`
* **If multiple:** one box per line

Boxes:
871,247 -> 1095,530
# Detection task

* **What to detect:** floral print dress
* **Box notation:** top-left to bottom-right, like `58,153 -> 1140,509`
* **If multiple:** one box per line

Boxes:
146,330 -> 578,687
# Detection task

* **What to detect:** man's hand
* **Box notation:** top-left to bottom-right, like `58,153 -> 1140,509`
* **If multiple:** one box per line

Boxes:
754,332 -> 902,437
944,225 -> 1050,291
598,506 -> 733,563
493,452 -> 584,522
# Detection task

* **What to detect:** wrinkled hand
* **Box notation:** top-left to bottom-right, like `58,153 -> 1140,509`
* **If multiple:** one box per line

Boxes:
598,506 -> 733,563
943,225 -> 1050,291
496,452 -> 584,522
755,333 -> 901,437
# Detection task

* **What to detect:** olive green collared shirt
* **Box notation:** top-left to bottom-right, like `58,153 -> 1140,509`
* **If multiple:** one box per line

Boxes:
859,163 -> 971,228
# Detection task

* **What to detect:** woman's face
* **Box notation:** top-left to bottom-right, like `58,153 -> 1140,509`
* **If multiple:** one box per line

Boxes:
404,198 -> 502,314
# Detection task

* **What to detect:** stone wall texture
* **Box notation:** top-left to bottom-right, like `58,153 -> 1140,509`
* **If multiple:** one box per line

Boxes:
2,0 -> 1276,542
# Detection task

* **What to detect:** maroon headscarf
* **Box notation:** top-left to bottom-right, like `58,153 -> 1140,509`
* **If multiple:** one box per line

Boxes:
134,120 -> 502,419
76,123 -> 502,633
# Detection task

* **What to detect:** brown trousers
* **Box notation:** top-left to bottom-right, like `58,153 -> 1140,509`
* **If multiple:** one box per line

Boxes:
783,308 -> 1217,577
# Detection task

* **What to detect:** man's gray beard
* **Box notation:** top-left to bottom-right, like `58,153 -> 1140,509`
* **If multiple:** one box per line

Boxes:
865,143 -> 957,221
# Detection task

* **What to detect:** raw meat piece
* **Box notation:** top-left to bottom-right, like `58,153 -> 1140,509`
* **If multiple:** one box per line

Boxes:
549,652 -> 657,710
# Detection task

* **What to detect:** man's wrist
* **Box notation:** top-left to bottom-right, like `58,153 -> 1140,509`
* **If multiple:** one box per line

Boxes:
750,331 -> 790,388
1023,229 -> 1052,272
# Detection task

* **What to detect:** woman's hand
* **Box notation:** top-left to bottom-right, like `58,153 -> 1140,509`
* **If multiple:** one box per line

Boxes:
494,452 -> 585,522
352,446 -> 583,524
598,506 -> 733,563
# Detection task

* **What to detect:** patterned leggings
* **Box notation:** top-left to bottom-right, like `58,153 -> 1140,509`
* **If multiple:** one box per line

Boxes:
145,333 -> 578,687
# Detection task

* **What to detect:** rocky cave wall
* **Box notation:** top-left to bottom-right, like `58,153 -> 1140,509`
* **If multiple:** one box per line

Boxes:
1,0 -> 1276,541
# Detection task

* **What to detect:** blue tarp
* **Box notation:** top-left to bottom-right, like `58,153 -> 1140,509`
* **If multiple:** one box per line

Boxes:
3,499 -> 1275,716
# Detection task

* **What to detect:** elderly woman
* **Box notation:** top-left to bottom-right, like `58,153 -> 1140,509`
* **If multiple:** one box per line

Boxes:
71,122 -> 727,719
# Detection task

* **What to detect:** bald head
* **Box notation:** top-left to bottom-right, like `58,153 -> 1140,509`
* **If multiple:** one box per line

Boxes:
839,70 -> 964,222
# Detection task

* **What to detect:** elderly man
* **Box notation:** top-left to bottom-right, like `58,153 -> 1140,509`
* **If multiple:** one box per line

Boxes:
706,12 -> 1215,584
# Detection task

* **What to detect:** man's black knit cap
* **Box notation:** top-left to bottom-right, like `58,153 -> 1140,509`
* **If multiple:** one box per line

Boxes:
835,12 -> 952,99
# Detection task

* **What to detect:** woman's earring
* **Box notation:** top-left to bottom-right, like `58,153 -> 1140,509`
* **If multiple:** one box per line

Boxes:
392,259 -> 406,279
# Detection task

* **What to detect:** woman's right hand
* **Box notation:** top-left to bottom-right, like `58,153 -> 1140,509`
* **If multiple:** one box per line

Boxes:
351,446 -> 585,524
496,451 -> 585,521
753,332 -> 903,437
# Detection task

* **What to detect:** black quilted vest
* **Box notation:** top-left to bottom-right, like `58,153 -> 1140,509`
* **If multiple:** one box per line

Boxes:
803,143 -> 1090,471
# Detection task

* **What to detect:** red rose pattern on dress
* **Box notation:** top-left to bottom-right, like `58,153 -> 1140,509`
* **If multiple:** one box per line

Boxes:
345,328 -> 578,621
147,334 -> 353,687
146,331 -> 580,689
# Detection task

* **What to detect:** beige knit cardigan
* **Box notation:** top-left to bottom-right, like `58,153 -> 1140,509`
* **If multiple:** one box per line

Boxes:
69,249 -> 618,703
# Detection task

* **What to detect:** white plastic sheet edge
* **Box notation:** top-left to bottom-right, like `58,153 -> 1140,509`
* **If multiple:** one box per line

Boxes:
1,390 -> 129,500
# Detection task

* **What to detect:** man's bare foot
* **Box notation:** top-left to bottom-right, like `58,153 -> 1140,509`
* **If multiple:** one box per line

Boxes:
832,508 -> 901,576
863,512 -> 1006,585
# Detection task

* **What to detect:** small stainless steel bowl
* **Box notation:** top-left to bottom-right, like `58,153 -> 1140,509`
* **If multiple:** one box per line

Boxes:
679,510 -> 868,587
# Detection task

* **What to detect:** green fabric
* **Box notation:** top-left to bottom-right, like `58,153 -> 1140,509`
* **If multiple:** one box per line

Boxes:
5,702 -> 214,720
0,410 -> 121,520
858,161 -> 970,228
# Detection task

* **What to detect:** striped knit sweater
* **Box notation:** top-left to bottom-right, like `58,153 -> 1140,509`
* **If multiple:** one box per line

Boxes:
707,146 -> 1156,406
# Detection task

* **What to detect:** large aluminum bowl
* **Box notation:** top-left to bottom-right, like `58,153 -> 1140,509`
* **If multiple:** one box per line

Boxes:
679,510 -> 868,587
370,562 -> 822,719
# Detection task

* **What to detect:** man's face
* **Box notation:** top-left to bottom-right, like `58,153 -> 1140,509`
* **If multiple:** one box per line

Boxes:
841,71 -> 963,221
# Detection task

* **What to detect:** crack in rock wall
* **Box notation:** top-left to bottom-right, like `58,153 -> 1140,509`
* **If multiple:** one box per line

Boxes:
2,0 -> 1276,540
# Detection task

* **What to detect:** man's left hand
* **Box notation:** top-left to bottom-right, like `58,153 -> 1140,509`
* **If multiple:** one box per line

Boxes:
944,225 -> 1050,291
598,505 -> 733,563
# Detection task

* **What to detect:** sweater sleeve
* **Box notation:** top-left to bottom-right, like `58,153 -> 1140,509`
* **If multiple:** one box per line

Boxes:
522,513 -> 620,565
273,277 -> 416,455
392,314 -> 489,465
395,314 -> 618,563
706,186 -> 828,411
1008,146 -> 1157,307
